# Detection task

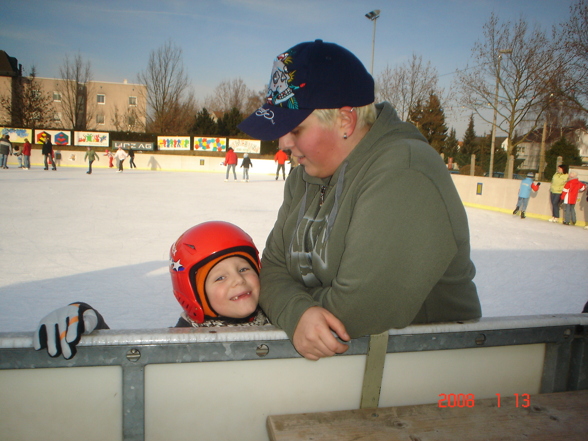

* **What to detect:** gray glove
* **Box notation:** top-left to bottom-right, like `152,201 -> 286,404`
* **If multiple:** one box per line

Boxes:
34,303 -> 102,360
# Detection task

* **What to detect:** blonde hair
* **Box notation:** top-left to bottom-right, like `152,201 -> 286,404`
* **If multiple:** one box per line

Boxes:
313,103 -> 377,131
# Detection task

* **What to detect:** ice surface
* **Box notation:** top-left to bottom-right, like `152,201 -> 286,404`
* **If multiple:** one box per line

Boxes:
1,167 -> 586,333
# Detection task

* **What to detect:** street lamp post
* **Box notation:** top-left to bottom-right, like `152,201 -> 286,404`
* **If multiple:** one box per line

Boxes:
365,10 -> 380,75
489,49 -> 512,178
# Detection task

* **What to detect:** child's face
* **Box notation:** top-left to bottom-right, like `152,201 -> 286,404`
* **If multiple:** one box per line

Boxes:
204,256 -> 260,318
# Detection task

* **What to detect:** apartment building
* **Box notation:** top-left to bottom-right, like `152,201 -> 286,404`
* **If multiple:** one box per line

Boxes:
36,77 -> 147,131
0,50 -> 147,132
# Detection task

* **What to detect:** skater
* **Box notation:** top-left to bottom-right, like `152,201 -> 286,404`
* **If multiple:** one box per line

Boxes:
84,146 -> 99,174
104,149 -> 114,168
128,148 -> 136,168
224,147 -> 238,181
114,146 -> 128,172
34,221 -> 270,360
13,144 -> 22,168
42,136 -> 56,170
22,138 -> 31,169
513,172 -> 540,219
0,134 -> 12,169
561,171 -> 586,225
274,148 -> 288,180
548,164 -> 568,222
240,153 -> 252,182
238,40 -> 481,360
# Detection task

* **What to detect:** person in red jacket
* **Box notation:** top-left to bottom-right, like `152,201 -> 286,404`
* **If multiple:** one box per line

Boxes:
22,138 -> 32,169
224,147 -> 238,181
274,149 -> 288,180
561,171 -> 586,225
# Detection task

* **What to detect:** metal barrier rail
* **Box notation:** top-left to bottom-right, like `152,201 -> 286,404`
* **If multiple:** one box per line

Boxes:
1,314 -> 587,441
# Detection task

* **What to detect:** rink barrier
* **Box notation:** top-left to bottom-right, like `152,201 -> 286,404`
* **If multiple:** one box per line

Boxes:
7,150 -> 587,224
0,314 -> 586,441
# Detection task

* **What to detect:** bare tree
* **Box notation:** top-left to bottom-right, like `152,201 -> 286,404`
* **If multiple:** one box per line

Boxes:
556,0 -> 588,115
137,40 -> 193,134
455,13 -> 564,176
204,78 -> 261,115
58,53 -> 94,130
110,104 -> 145,132
0,67 -> 55,129
375,54 -> 440,121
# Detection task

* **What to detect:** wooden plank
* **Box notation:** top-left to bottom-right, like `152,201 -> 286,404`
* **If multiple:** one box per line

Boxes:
267,390 -> 588,441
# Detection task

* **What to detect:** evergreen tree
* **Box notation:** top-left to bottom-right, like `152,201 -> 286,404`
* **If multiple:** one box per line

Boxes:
217,107 -> 244,137
444,128 -> 459,166
544,136 -> 583,181
457,114 -> 477,167
409,93 -> 447,153
190,108 -> 218,135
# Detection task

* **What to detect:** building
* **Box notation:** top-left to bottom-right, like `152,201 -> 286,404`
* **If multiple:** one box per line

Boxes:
0,50 -> 147,132
505,126 -> 588,171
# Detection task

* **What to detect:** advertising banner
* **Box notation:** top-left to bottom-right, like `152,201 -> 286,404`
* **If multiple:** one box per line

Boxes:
194,137 -> 226,152
113,140 -> 154,151
1,127 -> 33,144
75,131 -> 109,147
34,129 -> 71,145
158,137 -> 190,150
228,138 -> 261,154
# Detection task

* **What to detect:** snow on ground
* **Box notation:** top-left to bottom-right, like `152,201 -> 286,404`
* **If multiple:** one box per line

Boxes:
0,166 -> 586,333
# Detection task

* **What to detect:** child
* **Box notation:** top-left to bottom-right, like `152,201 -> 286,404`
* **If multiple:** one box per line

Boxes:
104,149 -> 114,168
34,221 -> 269,359
240,153 -> 252,182
560,171 -> 586,225
513,172 -> 540,219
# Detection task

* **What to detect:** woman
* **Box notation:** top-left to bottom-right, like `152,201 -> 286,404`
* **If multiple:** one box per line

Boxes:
549,164 -> 569,223
238,40 -> 481,360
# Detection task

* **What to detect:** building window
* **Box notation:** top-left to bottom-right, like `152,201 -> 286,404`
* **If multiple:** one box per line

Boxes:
96,114 -> 105,125
128,96 -> 137,106
53,112 -> 62,122
127,116 -> 136,126
97,94 -> 105,104
53,91 -> 61,102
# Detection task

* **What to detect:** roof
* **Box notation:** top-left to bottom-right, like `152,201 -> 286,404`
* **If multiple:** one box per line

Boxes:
0,50 -> 20,77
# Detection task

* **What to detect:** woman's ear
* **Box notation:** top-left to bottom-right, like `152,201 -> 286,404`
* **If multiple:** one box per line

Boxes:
338,106 -> 357,137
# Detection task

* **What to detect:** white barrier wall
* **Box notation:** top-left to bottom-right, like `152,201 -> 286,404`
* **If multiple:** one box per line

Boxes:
9,150 -> 587,224
7,149 -> 282,176
4,313 -> 583,441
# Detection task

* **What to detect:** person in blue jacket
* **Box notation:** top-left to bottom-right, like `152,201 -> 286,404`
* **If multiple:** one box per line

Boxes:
513,172 -> 540,219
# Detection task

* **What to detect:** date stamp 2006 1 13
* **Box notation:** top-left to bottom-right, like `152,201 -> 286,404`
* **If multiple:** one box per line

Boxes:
438,393 -> 531,408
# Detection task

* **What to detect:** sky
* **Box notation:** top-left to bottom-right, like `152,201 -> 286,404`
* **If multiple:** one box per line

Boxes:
0,0 -> 577,137
0,166 -> 586,333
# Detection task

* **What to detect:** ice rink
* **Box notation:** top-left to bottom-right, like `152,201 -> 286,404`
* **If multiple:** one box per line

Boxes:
1,165 -> 586,333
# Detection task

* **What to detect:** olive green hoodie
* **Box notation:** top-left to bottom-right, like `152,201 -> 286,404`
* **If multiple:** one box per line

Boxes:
260,102 -> 481,340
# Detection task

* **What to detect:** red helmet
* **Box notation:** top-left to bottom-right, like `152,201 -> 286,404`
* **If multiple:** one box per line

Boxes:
169,221 -> 260,323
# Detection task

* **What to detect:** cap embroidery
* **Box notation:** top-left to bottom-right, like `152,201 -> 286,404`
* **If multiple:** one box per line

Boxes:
255,107 -> 276,125
266,51 -> 306,110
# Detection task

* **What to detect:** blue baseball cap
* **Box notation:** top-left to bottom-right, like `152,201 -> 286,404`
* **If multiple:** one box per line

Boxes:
238,40 -> 375,141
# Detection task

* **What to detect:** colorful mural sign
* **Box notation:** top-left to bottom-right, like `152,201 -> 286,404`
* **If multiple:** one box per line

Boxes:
34,129 -> 71,145
228,138 -> 261,154
157,137 -> 191,151
194,137 -> 226,152
75,131 -> 109,147
0,127 -> 33,144
113,141 -> 154,151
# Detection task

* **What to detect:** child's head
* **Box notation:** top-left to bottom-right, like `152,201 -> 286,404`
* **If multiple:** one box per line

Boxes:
169,221 -> 260,323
